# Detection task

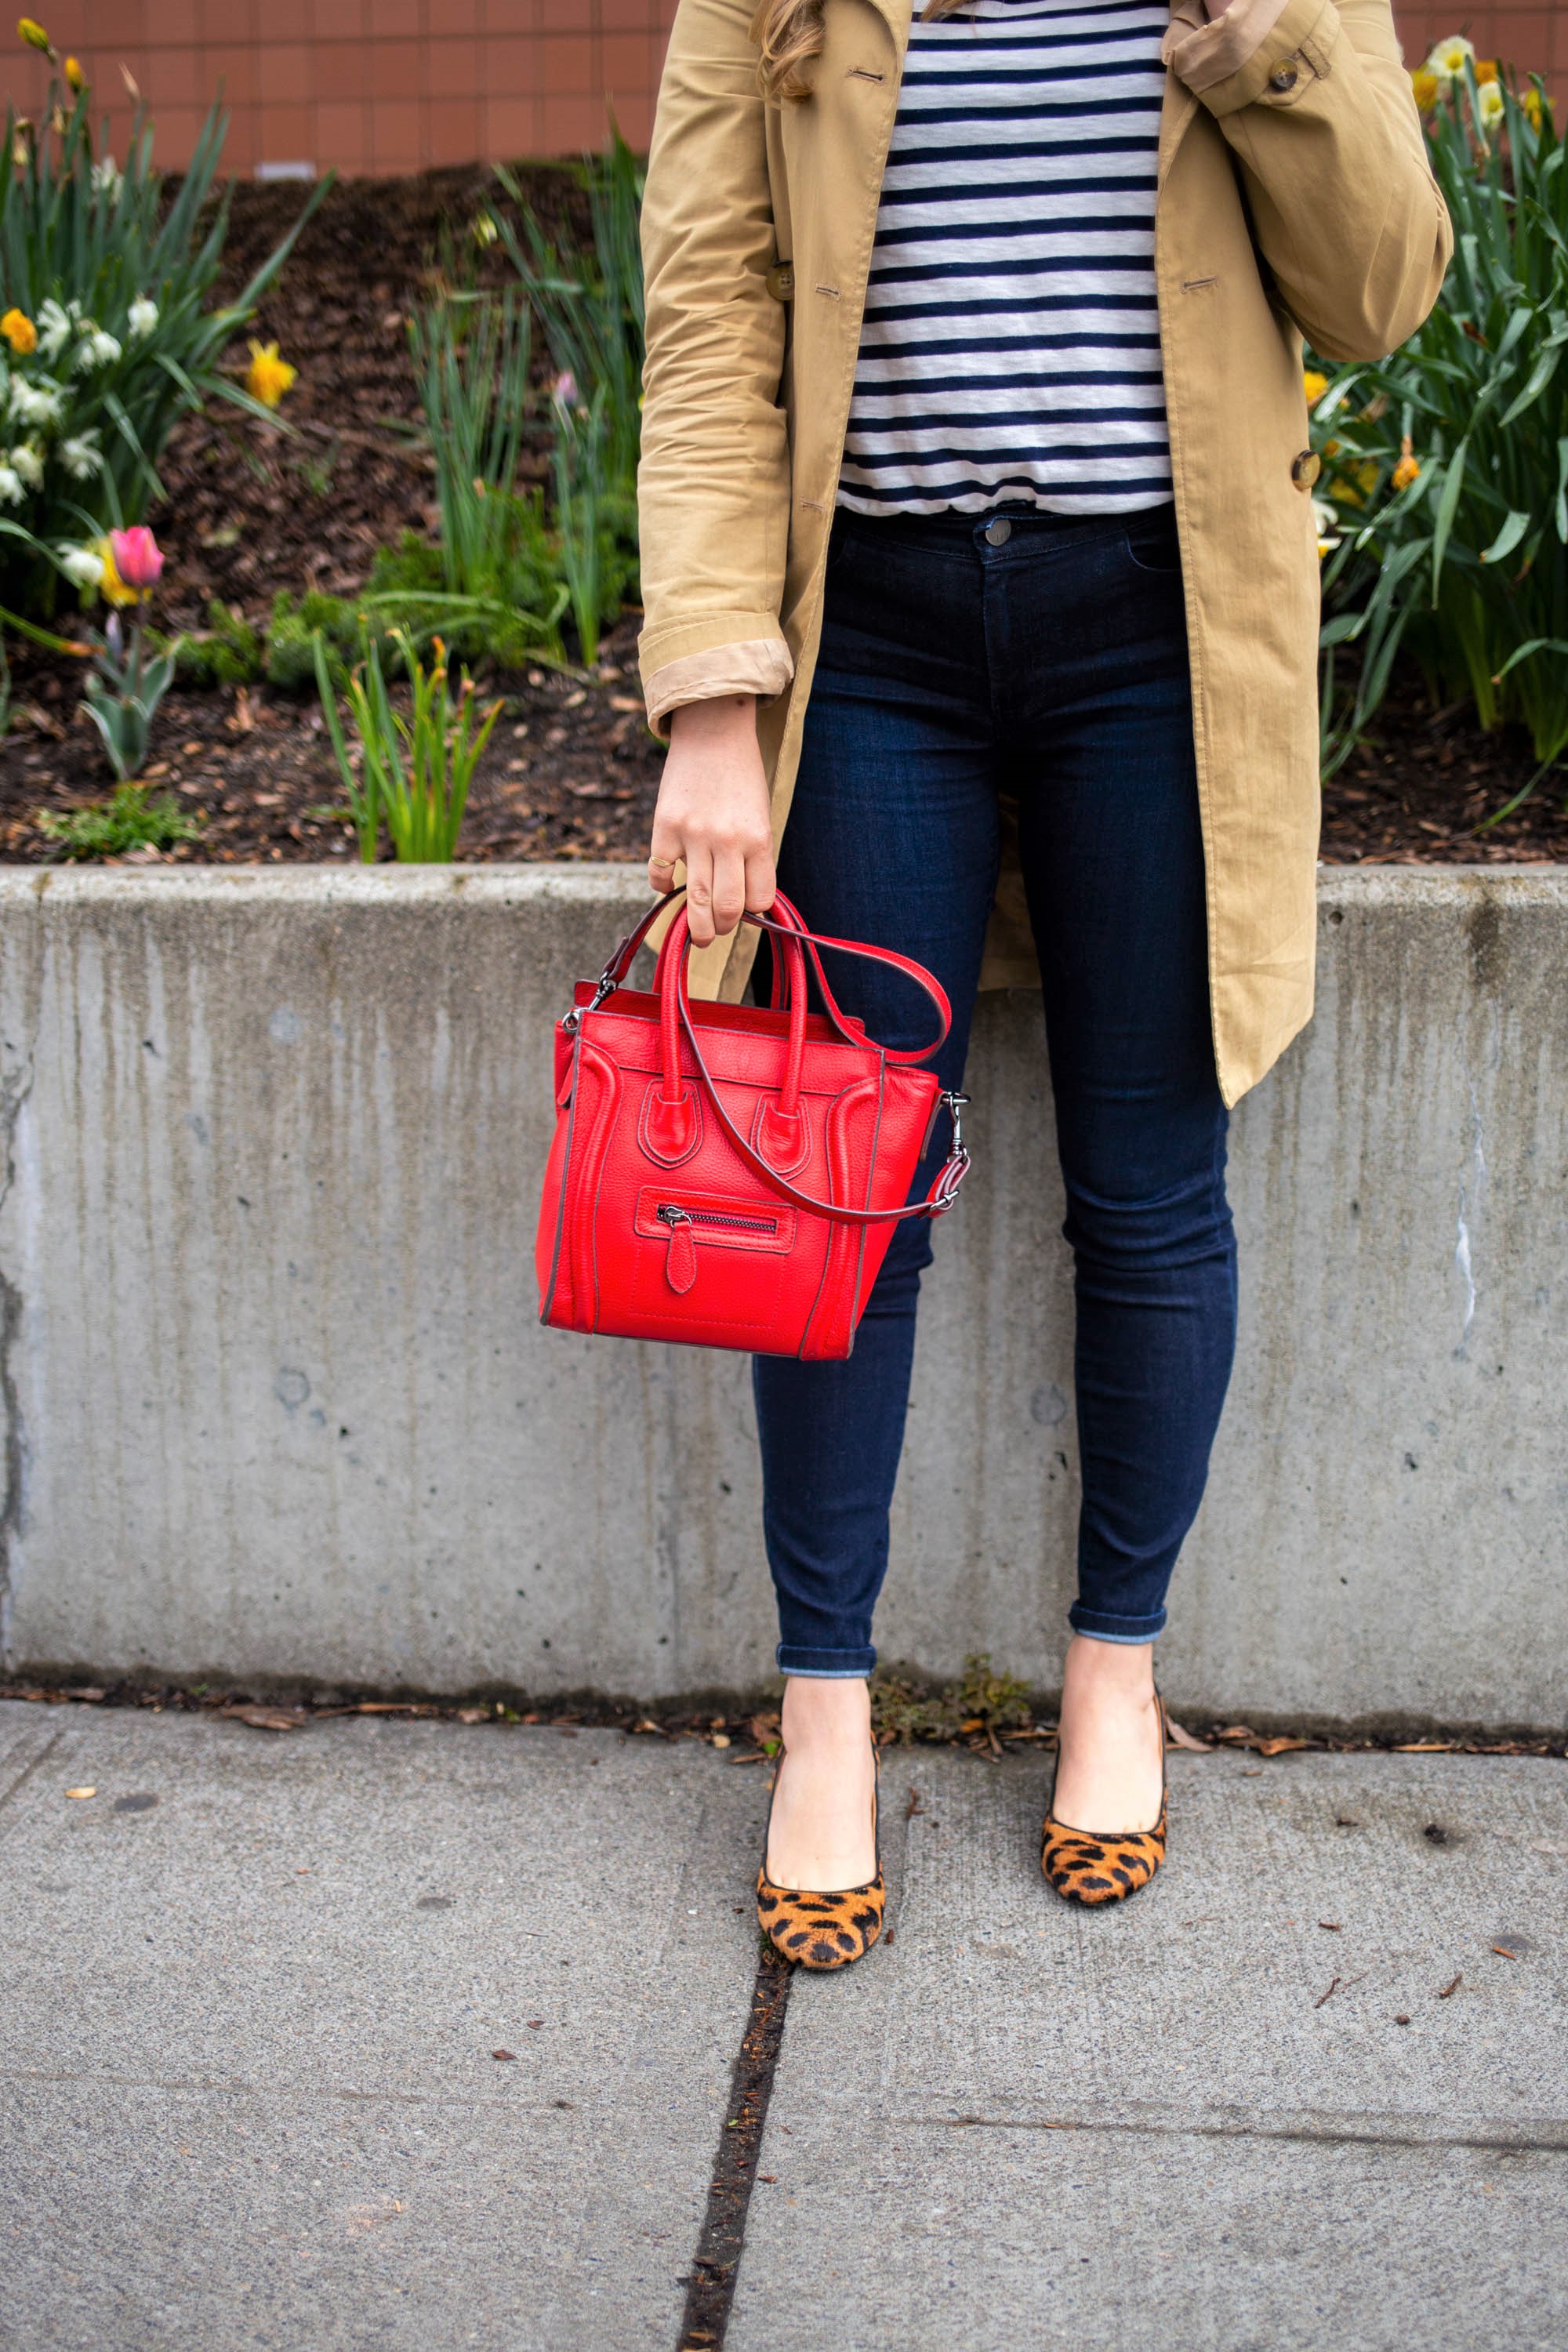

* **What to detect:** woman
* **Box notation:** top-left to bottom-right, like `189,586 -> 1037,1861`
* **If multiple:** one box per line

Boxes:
636,0 -> 1450,1964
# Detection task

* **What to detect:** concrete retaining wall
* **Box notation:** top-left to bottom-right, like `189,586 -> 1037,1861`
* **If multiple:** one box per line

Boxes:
0,864 -> 1562,1728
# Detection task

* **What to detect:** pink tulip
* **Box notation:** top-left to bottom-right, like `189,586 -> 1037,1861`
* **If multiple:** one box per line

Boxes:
109,524 -> 163,593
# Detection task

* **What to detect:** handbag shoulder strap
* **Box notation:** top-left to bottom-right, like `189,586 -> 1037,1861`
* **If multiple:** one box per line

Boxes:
673,940 -> 970,1227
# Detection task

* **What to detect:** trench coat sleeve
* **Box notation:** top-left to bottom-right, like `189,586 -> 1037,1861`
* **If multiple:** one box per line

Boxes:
1163,0 -> 1453,363
635,0 -> 795,735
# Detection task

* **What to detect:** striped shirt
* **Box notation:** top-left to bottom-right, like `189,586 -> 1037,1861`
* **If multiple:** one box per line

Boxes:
837,0 -> 1171,518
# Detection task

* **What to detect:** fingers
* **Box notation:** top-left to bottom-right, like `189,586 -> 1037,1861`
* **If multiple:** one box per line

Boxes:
646,813 -> 682,898
684,842 -> 717,949
710,841 -> 748,940
744,837 -> 777,916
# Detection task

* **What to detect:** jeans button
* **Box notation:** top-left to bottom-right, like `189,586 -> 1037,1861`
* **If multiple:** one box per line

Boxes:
984,516 -> 1011,546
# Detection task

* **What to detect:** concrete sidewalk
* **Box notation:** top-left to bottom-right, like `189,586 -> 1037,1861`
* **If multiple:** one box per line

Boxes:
2,1702 -> 1565,2350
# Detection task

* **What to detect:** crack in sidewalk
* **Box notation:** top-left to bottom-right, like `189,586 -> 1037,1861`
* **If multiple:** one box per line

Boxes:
676,1944 -> 793,2352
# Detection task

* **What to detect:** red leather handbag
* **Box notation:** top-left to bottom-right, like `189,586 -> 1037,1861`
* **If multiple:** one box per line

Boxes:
535,890 -> 971,1359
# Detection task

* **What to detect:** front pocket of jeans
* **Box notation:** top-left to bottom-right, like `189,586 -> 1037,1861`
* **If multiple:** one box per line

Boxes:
1123,520 -> 1182,578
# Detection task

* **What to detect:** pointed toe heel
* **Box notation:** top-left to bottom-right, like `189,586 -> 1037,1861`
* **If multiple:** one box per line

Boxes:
756,1744 -> 884,1970
1040,1690 -> 1169,1907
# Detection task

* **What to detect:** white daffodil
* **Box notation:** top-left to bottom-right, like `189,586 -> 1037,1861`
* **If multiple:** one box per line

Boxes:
1427,34 -> 1475,84
1477,78 -> 1505,130
9,441 -> 43,488
74,325 -> 122,372
91,154 -> 122,198
59,430 -> 103,480
1312,495 -> 1341,558
0,465 -> 25,508
36,296 -> 80,363
57,542 -> 105,590
128,296 -> 158,339
9,374 -> 64,427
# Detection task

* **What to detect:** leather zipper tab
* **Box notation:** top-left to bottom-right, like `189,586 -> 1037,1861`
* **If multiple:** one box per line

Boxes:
658,1205 -> 697,1294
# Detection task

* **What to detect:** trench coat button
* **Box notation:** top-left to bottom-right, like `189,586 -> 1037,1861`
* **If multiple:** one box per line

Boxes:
1269,63 -> 1299,92
1290,448 -> 1322,489
984,515 -> 1011,546
764,260 -> 794,301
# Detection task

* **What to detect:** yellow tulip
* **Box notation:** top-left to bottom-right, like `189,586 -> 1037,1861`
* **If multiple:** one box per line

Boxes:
1,306 -> 37,354
1302,368 -> 1329,406
1410,67 -> 1439,112
94,536 -> 140,610
245,339 -> 297,409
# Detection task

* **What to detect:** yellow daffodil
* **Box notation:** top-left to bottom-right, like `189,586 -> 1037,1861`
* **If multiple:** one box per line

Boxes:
1410,67 -> 1439,113
1391,438 -> 1419,493
16,17 -> 52,55
1477,79 -> 1504,130
1,306 -> 37,354
93,535 -> 140,609
245,339 -> 296,408
1302,368 -> 1329,406
1426,34 -> 1474,82
1474,59 -> 1499,85
1523,87 -> 1548,132
1330,459 -> 1380,510
63,52 -> 83,91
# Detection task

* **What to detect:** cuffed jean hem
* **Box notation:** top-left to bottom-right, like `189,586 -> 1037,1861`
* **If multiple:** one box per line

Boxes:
1068,1604 -> 1167,1643
776,1644 -> 877,1679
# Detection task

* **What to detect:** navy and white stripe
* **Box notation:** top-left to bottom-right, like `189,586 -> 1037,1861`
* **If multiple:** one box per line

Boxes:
837,0 -> 1171,518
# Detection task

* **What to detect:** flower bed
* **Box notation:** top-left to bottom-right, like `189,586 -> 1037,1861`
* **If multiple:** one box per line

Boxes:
0,26 -> 1560,869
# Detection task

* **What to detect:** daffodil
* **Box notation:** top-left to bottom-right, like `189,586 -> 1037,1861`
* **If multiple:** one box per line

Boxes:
0,463 -> 23,506
245,339 -> 296,408
90,154 -> 121,200
1410,67 -> 1439,113
1391,438 -> 1419,492
93,534 -> 140,608
1474,59 -> 1499,85
58,429 -> 103,480
16,17 -> 53,55
471,212 -> 498,247
1523,87 -> 1548,132
128,296 -> 158,339
1312,495 -> 1341,558
1477,79 -> 1504,131
9,374 -> 61,426
1426,34 -> 1474,83
73,324 -> 121,372
0,306 -> 36,354
9,441 -> 42,487
63,53 -> 83,91
1303,368 -> 1329,406
56,542 -> 103,590
36,295 -> 78,362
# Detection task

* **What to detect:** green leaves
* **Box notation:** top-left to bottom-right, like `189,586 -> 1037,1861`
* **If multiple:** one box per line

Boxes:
1315,61 -> 1568,792
0,68 -> 327,617
312,624 -> 503,865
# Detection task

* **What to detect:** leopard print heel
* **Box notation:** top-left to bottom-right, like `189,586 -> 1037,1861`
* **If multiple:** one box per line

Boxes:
1040,1690 -> 1168,1907
755,1743 -> 884,1970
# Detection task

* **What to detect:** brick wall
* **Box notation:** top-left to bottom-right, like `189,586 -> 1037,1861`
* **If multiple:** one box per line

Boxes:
5,2 -> 1560,179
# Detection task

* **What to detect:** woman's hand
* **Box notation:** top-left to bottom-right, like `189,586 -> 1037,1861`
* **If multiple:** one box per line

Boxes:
648,694 -> 775,949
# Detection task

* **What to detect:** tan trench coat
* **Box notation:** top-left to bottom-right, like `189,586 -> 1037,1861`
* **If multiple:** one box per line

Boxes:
635,0 -> 1451,1103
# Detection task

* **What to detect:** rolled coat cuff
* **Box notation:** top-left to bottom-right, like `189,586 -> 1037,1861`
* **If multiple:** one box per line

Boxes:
640,631 -> 795,739
1163,0 -> 1334,111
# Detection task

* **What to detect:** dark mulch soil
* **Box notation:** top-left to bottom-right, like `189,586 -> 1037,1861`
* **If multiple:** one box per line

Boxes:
0,167 -> 1561,868
1,1676 -> 1561,1758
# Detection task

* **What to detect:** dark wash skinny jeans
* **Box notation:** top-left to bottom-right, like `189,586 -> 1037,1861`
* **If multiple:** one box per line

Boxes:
752,499 -> 1237,1676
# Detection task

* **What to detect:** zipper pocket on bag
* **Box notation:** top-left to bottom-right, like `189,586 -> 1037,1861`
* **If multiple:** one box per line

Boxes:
633,1186 -> 797,1297
655,1203 -> 779,1238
